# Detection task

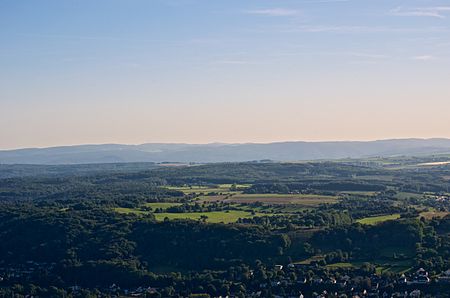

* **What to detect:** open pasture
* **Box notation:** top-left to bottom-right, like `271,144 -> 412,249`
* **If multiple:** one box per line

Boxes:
153,210 -> 262,223
115,207 -> 265,223
144,202 -> 182,209
419,210 -> 450,220
224,193 -> 338,206
166,184 -> 249,195
356,214 -> 401,225
196,195 -> 231,203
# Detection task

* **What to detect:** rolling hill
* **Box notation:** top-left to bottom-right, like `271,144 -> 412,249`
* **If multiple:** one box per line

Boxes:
1,138 -> 450,164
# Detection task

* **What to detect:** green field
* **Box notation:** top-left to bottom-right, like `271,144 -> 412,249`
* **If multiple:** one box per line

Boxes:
419,210 -> 450,220
115,207 -> 264,223
115,207 -> 147,215
395,192 -> 423,200
325,261 -> 412,274
154,210 -> 262,223
356,214 -> 401,225
166,186 -> 226,194
326,262 -> 356,269
227,193 -> 338,206
341,191 -> 378,196
296,255 -> 325,265
115,202 -> 182,213
166,184 -> 249,195
143,202 -> 182,209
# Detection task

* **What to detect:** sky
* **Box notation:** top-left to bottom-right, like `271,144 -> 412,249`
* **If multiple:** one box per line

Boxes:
1,0 -> 450,149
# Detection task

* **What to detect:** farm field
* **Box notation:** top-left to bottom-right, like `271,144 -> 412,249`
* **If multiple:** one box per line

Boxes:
167,186 -> 229,194
115,207 -> 147,215
167,184 -> 250,194
326,261 -> 412,274
153,210 -> 264,223
325,262 -> 356,269
419,210 -> 450,220
340,191 -> 378,196
143,202 -> 182,209
115,207 -> 266,223
379,246 -> 414,258
225,193 -> 338,206
395,192 -> 424,200
356,214 -> 401,225
195,195 -> 231,203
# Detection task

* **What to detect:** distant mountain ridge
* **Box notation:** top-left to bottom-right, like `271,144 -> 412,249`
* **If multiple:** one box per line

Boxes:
1,138 -> 450,165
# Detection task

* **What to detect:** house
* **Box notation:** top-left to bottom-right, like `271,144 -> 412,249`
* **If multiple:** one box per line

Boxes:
69,286 -> 81,292
416,268 -> 428,277
438,269 -> 450,284
146,287 -> 158,294
397,274 -> 407,285
341,275 -> 351,282
271,281 -> 281,287
274,265 -> 283,271
368,289 -> 379,298
312,277 -> 323,284
408,275 -> 430,285
337,279 -> 347,288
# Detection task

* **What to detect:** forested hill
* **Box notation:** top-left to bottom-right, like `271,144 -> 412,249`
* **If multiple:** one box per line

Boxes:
1,138 -> 450,164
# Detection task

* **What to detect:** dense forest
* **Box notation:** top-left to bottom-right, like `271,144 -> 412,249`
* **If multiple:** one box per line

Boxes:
0,158 -> 449,297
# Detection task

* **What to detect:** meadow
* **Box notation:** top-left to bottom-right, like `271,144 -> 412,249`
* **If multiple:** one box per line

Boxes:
356,214 -> 401,225
226,193 -> 338,206
115,207 -> 264,223
167,184 -> 250,194
143,202 -> 182,209
153,210 -> 264,223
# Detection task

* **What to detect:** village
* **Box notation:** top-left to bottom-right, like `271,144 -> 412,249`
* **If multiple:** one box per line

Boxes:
2,261 -> 450,297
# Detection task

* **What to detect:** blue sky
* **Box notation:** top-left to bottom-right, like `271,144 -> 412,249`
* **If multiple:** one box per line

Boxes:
1,0 -> 450,148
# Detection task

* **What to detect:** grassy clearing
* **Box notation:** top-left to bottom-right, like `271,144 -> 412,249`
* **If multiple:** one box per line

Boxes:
143,202 -> 182,209
395,192 -> 423,200
354,175 -> 395,181
115,207 -> 264,223
166,186 -> 225,194
356,214 -> 401,225
374,259 -> 413,274
379,247 -> 414,258
326,262 -> 355,269
115,207 -> 147,215
245,204 -> 309,213
420,210 -> 450,220
296,255 -> 325,265
153,210 -> 262,223
195,195 -> 231,203
326,260 -> 412,274
341,191 -> 378,196
115,202 -> 182,213
167,184 -> 248,195
227,194 -> 338,206
218,183 -> 251,189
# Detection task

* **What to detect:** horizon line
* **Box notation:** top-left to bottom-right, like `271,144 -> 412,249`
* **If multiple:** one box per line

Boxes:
2,137 -> 450,151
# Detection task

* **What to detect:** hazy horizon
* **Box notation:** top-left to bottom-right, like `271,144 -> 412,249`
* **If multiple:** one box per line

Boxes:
2,0 -> 450,149
3,137 -> 450,151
